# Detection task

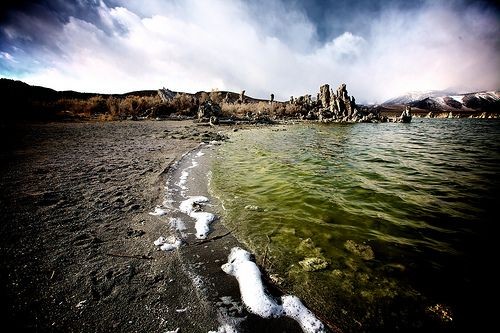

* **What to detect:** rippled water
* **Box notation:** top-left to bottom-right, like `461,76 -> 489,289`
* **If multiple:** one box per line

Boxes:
211,119 -> 499,332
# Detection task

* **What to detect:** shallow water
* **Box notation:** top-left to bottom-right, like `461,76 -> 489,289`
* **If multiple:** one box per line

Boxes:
211,119 -> 500,332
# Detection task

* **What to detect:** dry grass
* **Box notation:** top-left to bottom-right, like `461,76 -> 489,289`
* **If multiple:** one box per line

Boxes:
49,95 -> 162,119
220,101 -> 301,118
169,93 -> 198,115
38,91 -> 304,120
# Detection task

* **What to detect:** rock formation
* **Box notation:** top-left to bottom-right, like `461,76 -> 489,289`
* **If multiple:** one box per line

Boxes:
331,83 -> 356,118
238,90 -> 246,104
295,83 -> 389,123
197,100 -> 221,121
270,93 -> 274,104
319,84 -> 330,108
157,87 -> 177,102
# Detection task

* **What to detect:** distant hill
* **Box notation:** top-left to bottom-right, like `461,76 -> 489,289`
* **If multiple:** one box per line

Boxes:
0,78 -> 158,100
0,78 -> 267,103
379,90 -> 500,116
0,78 -> 271,121
0,78 -> 161,120
383,90 -> 457,105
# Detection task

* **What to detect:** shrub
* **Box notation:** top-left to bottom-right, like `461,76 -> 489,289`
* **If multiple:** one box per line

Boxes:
169,93 -> 197,116
199,92 -> 210,104
210,89 -> 223,104
85,96 -> 108,114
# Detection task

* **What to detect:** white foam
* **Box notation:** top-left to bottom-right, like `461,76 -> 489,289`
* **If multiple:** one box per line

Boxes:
149,207 -> 167,216
178,170 -> 189,189
153,236 -> 182,251
179,196 -> 215,239
160,240 -> 182,251
191,211 -> 216,239
169,217 -> 187,232
195,151 -> 205,157
222,247 -> 326,333
282,295 -> 325,333
153,236 -> 166,246
176,150 -> 203,192
221,247 -> 283,318
179,196 -> 209,214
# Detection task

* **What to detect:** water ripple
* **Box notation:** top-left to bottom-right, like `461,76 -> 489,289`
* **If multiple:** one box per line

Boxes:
212,119 -> 500,332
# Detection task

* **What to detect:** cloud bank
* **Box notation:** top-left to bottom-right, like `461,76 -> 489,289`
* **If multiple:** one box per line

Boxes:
0,0 -> 499,103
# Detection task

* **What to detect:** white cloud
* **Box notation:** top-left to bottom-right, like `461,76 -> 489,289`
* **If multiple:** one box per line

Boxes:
0,51 -> 16,62
4,0 -> 499,103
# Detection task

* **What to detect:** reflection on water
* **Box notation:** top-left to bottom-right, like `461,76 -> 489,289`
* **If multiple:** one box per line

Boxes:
211,119 -> 499,332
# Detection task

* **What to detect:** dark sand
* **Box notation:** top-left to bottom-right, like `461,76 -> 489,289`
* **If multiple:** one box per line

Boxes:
0,120 -> 306,332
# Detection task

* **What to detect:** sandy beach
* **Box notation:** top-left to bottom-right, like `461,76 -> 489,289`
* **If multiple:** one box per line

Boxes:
0,120 -> 311,332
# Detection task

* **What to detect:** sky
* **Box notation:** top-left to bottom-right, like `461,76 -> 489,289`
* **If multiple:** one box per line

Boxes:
0,0 -> 499,103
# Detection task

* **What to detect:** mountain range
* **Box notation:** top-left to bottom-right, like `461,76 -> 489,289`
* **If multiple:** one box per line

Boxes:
381,90 -> 500,114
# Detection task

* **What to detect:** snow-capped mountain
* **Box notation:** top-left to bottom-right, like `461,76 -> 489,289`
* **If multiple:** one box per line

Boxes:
383,90 -> 500,112
383,90 -> 457,105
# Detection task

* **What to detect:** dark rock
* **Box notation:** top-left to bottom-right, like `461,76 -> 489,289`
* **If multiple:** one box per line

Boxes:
397,105 -> 412,123
197,101 -> 221,121
238,90 -> 246,104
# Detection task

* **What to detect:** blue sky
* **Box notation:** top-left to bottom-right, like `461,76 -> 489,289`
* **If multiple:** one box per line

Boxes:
0,0 -> 498,103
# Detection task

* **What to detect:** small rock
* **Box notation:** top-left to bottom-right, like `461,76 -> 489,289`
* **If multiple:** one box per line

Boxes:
269,274 -> 285,285
298,257 -> 329,272
244,205 -> 262,211
344,240 -> 374,260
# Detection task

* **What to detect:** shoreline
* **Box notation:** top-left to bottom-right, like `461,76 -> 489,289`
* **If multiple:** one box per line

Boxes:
0,119 -> 325,333
151,128 -> 328,332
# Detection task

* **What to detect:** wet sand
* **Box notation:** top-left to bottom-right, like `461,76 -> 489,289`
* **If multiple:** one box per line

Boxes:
0,120 -> 307,332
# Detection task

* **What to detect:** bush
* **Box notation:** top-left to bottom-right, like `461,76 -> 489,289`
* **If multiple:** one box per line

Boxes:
210,89 -> 222,104
20,89 -> 305,121
220,101 -> 301,119
199,92 -> 210,104
169,93 -> 198,116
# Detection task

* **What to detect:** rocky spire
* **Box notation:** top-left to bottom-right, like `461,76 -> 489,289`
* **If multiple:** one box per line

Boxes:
319,84 -> 330,108
238,90 -> 246,104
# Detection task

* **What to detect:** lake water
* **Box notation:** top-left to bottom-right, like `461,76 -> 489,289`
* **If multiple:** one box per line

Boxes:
210,119 -> 499,332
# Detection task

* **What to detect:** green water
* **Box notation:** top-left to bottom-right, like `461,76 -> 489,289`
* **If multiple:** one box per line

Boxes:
211,119 -> 499,332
